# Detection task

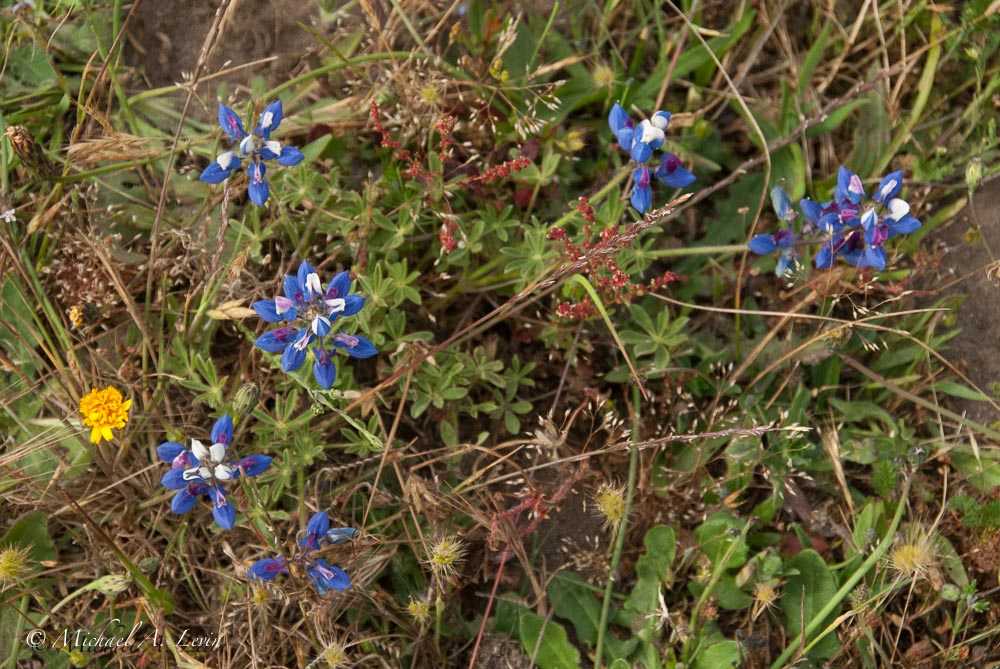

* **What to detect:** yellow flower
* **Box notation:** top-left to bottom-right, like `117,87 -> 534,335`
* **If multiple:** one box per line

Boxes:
78,386 -> 131,444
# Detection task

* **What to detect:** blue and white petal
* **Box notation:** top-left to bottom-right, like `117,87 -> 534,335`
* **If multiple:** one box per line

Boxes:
255,100 -> 283,139
218,105 -> 248,142
247,162 -> 269,206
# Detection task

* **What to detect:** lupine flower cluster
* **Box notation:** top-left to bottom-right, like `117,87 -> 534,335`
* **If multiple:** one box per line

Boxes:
157,415 -> 272,530
248,511 -> 356,595
749,167 -> 922,274
608,102 -> 695,213
252,261 -> 377,389
199,100 -> 304,206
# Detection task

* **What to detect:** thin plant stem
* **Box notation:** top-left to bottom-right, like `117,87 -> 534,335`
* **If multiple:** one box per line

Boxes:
593,385 -> 641,669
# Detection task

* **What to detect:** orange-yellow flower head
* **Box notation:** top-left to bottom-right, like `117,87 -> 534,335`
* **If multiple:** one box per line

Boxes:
78,386 -> 131,444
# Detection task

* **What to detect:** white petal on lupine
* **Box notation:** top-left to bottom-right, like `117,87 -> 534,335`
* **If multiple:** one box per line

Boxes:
182,466 -> 202,482
264,140 -> 281,154
275,295 -> 295,314
637,120 -> 665,145
215,464 -> 234,480
239,136 -> 254,156
191,439 -> 209,461
198,465 -> 213,479
880,179 -> 899,200
209,442 -> 227,462
217,151 -> 236,170
305,272 -> 323,296
312,315 -> 330,335
860,208 -> 877,229
651,112 -> 670,130
888,198 -> 910,221
261,111 -> 274,129
294,328 -> 312,351
325,297 -> 346,313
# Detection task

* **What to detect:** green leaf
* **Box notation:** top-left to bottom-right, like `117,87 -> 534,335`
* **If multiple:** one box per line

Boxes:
850,88 -> 890,177
548,571 -> 601,646
780,549 -> 840,660
694,512 -> 748,570
625,525 -> 677,615
951,449 -> 1000,491
517,610 -> 581,669
931,381 -> 990,402
715,575 -> 753,610
0,511 -> 56,562
694,640 -> 740,669
331,408 -> 385,452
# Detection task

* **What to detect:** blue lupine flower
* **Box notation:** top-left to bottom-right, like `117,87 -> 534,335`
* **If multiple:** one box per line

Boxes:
326,527 -> 360,544
748,228 -> 795,256
199,100 -> 305,206
330,331 -> 378,358
812,168 -> 921,271
609,102 -> 694,213
300,511 -> 360,549
655,153 -> 696,189
799,198 -> 842,234
301,511 -> 330,551
873,170 -> 904,205
248,556 -> 288,581
816,228 -> 886,269
309,558 -> 351,595
748,186 -> 798,277
157,414 -> 272,531
834,166 -> 866,205
631,166 -> 652,213
253,262 -> 374,389
608,103 -> 635,151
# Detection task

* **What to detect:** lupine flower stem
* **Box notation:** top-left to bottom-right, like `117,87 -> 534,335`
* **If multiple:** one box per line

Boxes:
648,243 -> 749,258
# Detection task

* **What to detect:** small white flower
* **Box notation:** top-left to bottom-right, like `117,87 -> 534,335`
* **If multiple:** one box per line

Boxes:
0,208 -> 15,224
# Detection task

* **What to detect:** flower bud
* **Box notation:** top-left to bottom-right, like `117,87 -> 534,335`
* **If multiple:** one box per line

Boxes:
232,382 -> 260,423
966,158 -> 983,195
87,573 -> 131,595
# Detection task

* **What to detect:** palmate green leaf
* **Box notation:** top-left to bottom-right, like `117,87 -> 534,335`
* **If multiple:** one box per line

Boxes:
331,408 -> 385,453
780,549 -> 840,661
